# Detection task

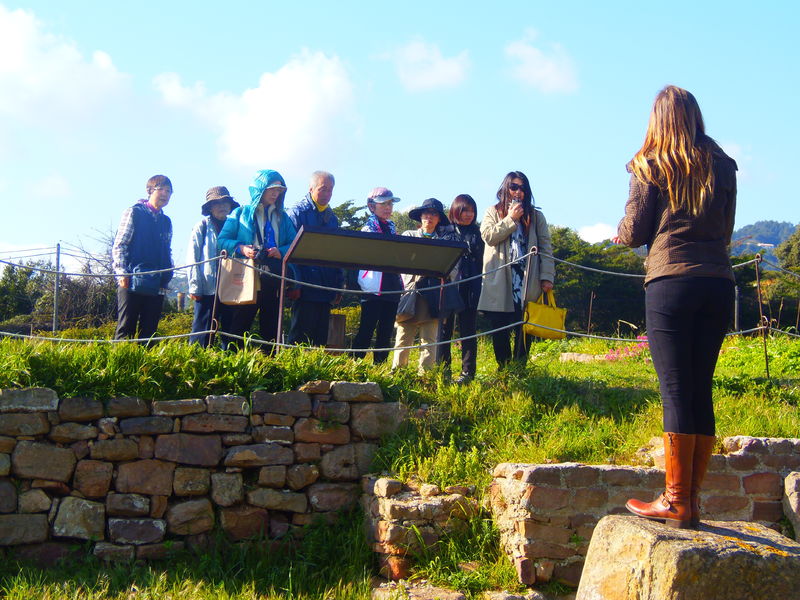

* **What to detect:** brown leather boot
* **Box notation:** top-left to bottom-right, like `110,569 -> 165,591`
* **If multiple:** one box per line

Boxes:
690,434 -> 716,527
626,432 -> 695,528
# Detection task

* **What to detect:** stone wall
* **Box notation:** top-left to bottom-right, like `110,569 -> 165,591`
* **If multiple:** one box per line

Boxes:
361,476 -> 480,580
489,436 -> 800,587
0,383 -> 406,562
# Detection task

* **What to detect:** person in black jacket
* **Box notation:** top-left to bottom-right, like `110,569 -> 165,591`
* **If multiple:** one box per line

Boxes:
439,194 -> 484,383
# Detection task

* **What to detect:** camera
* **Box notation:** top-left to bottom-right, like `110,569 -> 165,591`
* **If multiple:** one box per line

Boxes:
254,246 -> 270,264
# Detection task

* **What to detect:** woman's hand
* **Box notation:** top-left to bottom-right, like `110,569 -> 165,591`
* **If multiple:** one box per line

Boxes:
267,247 -> 282,259
541,280 -> 554,292
240,245 -> 258,259
509,202 -> 524,222
190,294 -> 201,301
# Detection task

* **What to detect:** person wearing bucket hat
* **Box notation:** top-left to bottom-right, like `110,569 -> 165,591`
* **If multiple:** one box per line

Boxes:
350,187 -> 404,364
112,174 -> 174,344
217,170 -> 297,351
392,198 -> 458,373
186,186 -> 239,347
478,172 -> 555,367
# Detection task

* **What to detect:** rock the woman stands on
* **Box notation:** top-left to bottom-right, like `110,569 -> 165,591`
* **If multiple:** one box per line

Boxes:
392,198 -> 458,374
439,194 -> 485,383
186,186 -> 239,347
618,85 -> 737,528
351,187 -> 404,364
217,169 -> 297,351
478,172 -> 555,366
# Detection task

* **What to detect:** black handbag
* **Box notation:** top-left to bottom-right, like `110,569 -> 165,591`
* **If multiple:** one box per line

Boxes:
396,287 -> 419,323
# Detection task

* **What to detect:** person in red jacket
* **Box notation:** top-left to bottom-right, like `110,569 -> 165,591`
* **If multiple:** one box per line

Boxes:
617,85 -> 737,529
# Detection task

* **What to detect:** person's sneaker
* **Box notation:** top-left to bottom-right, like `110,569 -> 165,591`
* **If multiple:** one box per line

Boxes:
454,374 -> 473,385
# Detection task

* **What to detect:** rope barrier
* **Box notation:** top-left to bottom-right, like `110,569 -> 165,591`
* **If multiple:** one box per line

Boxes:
760,258 -> 800,281
0,329 -> 210,344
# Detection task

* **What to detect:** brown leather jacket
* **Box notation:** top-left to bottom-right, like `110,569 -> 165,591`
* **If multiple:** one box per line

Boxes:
617,138 -> 737,285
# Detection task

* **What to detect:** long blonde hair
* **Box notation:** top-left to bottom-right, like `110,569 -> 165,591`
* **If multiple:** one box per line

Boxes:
630,86 -> 714,216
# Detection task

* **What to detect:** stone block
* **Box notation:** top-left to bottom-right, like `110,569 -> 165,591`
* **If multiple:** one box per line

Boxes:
263,413 -> 295,427
784,472 -> 800,542
703,472 -> 742,493
97,417 -> 119,435
52,497 -> 105,540
349,402 -> 406,440
320,444 -> 360,480
116,460 -> 175,495
12,541 -> 78,568
0,453 -> 8,476
32,480 -> 70,495
374,478 -> 403,498
293,418 -> 350,445
572,487 -> 609,511
286,464 -> 319,490
523,486 -> 571,511
0,413 -> 50,436
0,478 -> 17,513
752,501 -> 784,522
71,440 -> 90,459
727,453 -> 760,471
58,397 -> 104,421
48,423 -> 98,443
205,395 -> 249,415
93,542 -> 135,562
138,435 -> 154,458
90,438 -> 139,461
154,433 -> 222,467
151,398 -> 206,416
293,442 -> 321,462
247,488 -> 307,513
211,472 -> 243,507
0,514 -> 49,545
312,400 -> 349,423
150,495 -> 168,518
258,465 -> 287,487
108,518 -> 166,545
136,541 -> 185,560
270,512 -> 290,538
173,467 -> 211,496
307,482 -> 359,512
518,465 -> 563,486
521,540 -> 575,560
0,436 -> 15,453
576,516 -> 800,599
251,390 -> 311,416
703,494 -> 751,516
73,460 -> 113,498
743,472 -> 783,498
514,556 -> 536,585
517,520 -> 572,545
18,488 -> 51,513
330,381 -> 383,402
563,465 -> 600,487
221,433 -> 253,446
181,414 -> 248,433
220,505 -> 270,540
252,426 -> 294,443
224,443 -> 293,467
107,397 -> 149,418
119,417 -> 174,435
106,493 -> 150,517
166,499 -> 214,534
12,441 -> 76,482
298,380 -> 331,394
762,454 -> 800,469
0,387 -> 58,413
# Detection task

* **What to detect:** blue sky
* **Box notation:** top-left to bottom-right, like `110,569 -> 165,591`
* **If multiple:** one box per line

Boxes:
0,1 -> 797,270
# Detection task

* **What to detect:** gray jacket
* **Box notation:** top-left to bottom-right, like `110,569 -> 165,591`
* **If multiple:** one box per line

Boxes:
186,217 -> 222,296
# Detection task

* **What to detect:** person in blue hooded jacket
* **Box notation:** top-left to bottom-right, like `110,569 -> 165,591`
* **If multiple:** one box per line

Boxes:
286,170 -> 344,346
217,169 -> 297,350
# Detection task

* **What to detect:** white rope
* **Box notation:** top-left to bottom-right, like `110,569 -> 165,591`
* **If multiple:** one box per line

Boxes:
760,258 -> 800,281
0,329 -> 211,344
0,256 -> 221,278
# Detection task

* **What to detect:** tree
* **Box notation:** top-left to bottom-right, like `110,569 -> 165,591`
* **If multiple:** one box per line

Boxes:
331,200 -> 369,231
776,225 -> 800,270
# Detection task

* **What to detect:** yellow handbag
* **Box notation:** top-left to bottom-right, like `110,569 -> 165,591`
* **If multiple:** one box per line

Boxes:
524,290 -> 566,339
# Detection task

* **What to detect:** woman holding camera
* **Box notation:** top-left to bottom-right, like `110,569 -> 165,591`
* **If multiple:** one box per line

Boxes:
217,169 -> 297,350
478,172 -> 555,367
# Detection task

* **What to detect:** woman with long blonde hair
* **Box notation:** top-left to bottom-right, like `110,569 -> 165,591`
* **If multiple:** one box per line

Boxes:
618,86 -> 737,528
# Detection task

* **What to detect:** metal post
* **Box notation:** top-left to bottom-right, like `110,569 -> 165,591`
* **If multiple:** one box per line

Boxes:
734,285 -> 740,332
753,255 -> 770,379
52,242 -> 60,332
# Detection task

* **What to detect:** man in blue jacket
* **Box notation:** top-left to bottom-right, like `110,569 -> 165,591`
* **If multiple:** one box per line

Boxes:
112,174 -> 174,344
286,171 -> 344,346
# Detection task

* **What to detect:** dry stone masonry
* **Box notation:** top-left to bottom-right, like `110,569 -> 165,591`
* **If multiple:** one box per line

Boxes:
0,383 -> 406,562
490,436 -> 800,587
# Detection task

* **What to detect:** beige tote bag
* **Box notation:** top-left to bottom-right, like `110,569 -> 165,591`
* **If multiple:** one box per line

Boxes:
218,257 -> 258,305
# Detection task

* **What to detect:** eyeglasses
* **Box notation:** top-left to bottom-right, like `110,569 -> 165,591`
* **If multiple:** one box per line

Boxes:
508,183 -> 524,192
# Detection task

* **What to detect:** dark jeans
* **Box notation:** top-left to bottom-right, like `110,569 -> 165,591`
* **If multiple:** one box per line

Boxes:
646,276 -> 734,436
483,309 -> 531,366
225,275 -> 281,352
115,288 -> 164,345
352,299 -> 399,364
190,295 -> 232,348
440,306 -> 478,377
288,299 -> 331,347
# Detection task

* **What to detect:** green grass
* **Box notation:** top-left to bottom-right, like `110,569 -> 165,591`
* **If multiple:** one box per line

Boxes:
0,333 -> 798,598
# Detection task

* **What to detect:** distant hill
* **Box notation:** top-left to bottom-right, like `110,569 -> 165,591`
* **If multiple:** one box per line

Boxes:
732,220 -> 798,264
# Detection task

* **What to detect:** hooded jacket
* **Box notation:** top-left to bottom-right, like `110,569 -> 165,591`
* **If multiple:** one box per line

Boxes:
217,170 -> 297,266
187,217 -> 224,296
287,194 -> 344,303
617,137 -> 737,284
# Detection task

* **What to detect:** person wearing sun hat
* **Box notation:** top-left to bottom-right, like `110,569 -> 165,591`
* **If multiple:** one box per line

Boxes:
217,169 -> 297,351
392,198 -> 458,373
186,186 -> 239,347
351,187 -> 404,364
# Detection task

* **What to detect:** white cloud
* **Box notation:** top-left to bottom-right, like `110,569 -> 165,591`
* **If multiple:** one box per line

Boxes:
390,39 -> 470,92
578,223 -> 617,243
719,141 -> 750,180
0,5 -> 128,125
30,173 -> 71,200
505,29 -> 578,93
153,49 -> 356,172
